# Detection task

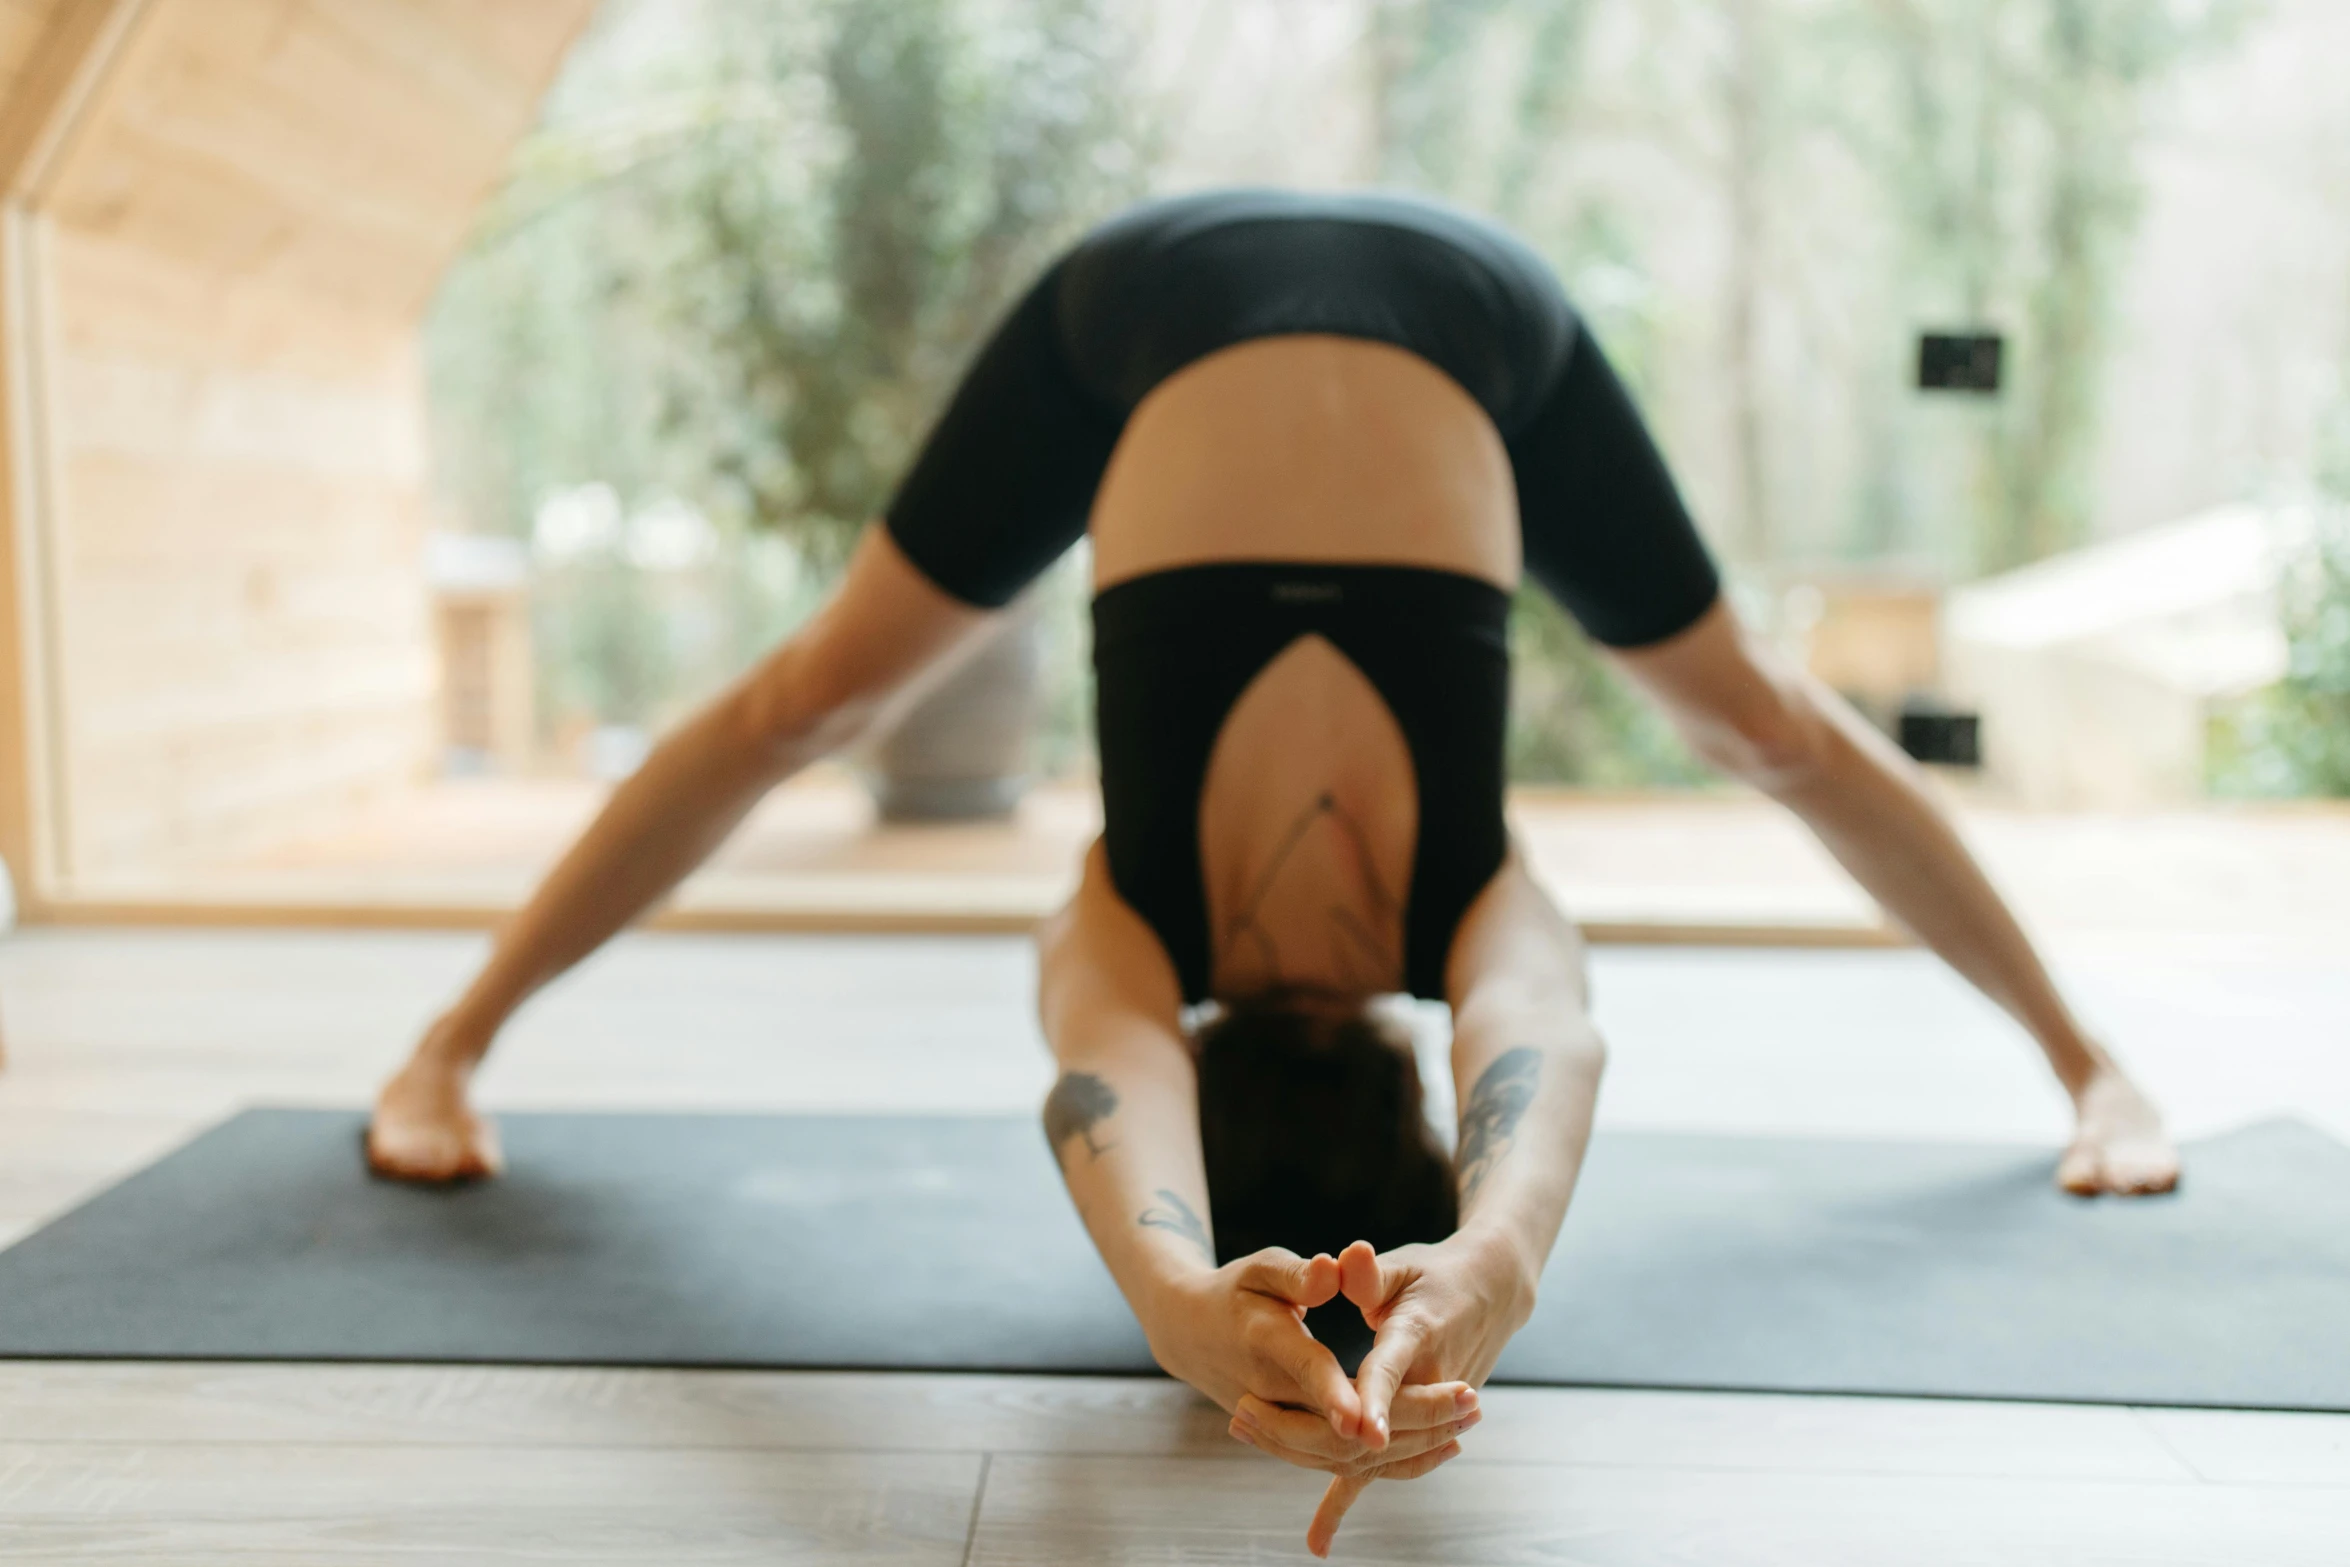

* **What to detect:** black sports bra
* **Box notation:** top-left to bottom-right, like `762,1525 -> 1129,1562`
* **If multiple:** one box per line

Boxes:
1093,562 -> 1512,1004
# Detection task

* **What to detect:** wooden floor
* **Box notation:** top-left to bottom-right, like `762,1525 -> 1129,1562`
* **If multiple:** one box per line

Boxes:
2,928 -> 2348,1562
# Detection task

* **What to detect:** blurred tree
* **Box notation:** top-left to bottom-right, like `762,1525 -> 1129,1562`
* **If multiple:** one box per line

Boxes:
1717,0 -> 1778,564
1366,0 -> 1706,787
2208,501 -> 2350,799
426,0 -> 1150,745
1367,0 -> 1520,194
538,549 -> 676,732
1821,0 -> 2252,572
429,0 -> 2295,793
622,0 -> 1153,572
2213,382 -> 2350,798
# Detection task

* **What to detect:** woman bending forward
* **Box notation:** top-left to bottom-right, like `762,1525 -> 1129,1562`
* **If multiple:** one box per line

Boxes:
370,189 -> 2178,1556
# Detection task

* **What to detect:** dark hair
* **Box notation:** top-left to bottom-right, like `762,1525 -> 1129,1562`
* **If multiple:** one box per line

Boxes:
1195,990 -> 1458,1266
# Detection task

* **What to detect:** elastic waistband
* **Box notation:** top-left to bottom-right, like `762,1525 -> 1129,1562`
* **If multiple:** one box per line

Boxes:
1091,560 -> 1513,646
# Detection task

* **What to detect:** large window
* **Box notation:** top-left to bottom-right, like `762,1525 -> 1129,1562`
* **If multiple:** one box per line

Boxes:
27,0 -> 2341,944
429,0 -> 2349,803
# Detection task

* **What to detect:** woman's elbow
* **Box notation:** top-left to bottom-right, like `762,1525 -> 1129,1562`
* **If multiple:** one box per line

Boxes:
1555,1023 -> 1607,1081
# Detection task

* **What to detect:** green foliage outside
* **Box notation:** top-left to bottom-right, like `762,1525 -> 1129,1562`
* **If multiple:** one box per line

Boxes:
1344,0 -> 2249,782
2209,411 -> 2350,799
1369,0 -> 1707,786
427,0 -> 1147,748
1361,0 -> 2247,581
426,0 -> 2281,791
1805,0 -> 2255,573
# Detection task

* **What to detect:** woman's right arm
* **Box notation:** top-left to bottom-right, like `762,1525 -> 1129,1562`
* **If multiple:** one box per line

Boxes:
1038,845 -> 1482,1554
1035,844 -> 1364,1423
368,529 -> 994,1177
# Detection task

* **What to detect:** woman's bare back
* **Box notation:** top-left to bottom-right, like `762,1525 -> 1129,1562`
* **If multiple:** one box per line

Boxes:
1093,336 -> 1519,1000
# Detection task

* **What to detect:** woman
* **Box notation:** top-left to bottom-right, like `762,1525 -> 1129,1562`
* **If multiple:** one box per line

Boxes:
370,189 -> 2178,1556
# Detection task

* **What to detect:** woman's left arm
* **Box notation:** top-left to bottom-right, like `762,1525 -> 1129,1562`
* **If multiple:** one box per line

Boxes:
1431,845 -> 1608,1332
1038,844 -> 1380,1441
1294,849 -> 1605,1556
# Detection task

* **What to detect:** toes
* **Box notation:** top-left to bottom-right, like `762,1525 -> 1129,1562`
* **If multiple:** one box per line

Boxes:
366,1133 -> 429,1180
2055,1142 -> 2104,1197
367,1116 -> 496,1184
459,1117 -> 506,1179
2058,1134 -> 2181,1198
370,1127 -> 455,1182
2104,1147 -> 2180,1196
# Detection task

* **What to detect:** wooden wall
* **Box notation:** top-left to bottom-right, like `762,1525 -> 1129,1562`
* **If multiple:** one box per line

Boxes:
0,0 -> 592,888
0,0 -> 81,901
0,2 -> 60,99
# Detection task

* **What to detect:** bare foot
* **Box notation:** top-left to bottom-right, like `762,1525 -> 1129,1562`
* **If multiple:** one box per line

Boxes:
2056,1067 -> 2179,1197
368,1046 -> 503,1183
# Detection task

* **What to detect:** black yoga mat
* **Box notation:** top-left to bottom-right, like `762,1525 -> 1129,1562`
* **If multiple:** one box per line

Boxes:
2,1109 -> 2346,1411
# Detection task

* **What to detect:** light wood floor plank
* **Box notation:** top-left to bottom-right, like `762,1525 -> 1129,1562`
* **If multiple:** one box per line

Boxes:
0,1364 -> 1223,1457
970,1453 -> 2350,1567
1463,1385 -> 2192,1480
0,1364 -> 2195,1482
2134,1405 -> 2350,1485
0,1443 -> 981,1566
0,1107 -> 216,1225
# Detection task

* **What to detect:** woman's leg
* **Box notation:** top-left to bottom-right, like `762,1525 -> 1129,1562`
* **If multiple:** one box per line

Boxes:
1607,596 -> 2178,1195
368,528 -> 996,1180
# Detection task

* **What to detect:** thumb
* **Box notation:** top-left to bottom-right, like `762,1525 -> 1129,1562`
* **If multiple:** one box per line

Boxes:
1338,1239 -> 1398,1326
1352,1309 -> 1429,1450
1237,1248 -> 1341,1309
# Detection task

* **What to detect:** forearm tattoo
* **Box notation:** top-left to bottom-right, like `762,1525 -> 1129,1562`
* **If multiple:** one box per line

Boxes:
1455,1047 -> 1541,1204
1138,1188 -> 1215,1264
1043,1071 -> 1119,1166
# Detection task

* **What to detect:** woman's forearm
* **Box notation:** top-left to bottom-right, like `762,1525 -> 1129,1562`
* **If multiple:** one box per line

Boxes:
1436,853 -> 1609,1288
1447,1007 -> 1605,1287
1035,843 -> 1229,1330
1042,1042 -> 1220,1323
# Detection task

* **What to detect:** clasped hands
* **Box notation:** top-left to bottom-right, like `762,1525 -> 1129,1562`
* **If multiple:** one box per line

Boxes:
1144,1230 -> 1537,1558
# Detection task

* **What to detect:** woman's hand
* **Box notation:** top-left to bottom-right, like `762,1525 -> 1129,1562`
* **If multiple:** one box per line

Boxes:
1141,1245 -> 1482,1556
1295,1231 -> 1540,1555
1228,1382 -> 1481,1480
1340,1232 -> 1536,1432
1140,1248 -> 1368,1435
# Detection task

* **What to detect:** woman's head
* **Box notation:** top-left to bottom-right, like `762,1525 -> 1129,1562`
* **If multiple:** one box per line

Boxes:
1194,988 -> 1458,1265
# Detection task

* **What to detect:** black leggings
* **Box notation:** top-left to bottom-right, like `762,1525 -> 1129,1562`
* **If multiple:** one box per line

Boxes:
882,188 -> 1722,649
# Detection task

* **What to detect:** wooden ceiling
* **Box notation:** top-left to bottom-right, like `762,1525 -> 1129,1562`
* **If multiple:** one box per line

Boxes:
6,0 -> 596,321
0,0 -> 65,100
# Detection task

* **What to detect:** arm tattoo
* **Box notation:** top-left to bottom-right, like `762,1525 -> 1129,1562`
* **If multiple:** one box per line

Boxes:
1042,1072 -> 1118,1165
1455,1047 -> 1541,1204
1138,1188 -> 1215,1264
